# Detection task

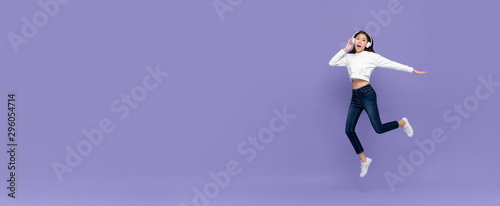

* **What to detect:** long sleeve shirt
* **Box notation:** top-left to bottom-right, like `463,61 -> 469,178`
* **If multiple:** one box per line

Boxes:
328,49 -> 413,82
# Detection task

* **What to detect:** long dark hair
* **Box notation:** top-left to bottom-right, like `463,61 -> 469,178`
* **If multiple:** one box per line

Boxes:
348,31 -> 375,53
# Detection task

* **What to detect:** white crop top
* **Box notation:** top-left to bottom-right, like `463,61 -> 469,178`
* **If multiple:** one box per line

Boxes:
328,49 -> 413,82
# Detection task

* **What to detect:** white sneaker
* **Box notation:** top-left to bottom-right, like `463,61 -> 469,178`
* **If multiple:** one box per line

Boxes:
360,157 -> 372,178
402,117 -> 413,137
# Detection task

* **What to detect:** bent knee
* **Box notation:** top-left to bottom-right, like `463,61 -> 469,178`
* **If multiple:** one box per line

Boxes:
345,129 -> 355,136
374,127 -> 386,134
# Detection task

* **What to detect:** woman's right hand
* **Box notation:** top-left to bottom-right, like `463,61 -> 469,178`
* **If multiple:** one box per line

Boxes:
343,38 -> 353,52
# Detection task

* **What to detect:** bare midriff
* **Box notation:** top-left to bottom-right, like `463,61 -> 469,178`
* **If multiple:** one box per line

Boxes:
351,78 -> 370,89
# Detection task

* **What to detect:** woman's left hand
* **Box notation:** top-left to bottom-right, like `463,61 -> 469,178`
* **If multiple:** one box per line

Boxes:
412,69 -> 428,74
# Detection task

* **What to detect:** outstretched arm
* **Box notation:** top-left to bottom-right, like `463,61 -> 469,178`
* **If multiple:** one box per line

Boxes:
375,54 -> 428,74
412,69 -> 428,74
374,54 -> 414,73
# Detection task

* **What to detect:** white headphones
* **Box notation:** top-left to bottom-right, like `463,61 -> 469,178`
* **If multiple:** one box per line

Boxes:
351,31 -> 373,48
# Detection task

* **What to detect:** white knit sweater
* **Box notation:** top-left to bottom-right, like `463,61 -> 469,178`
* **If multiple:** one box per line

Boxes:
329,49 -> 413,82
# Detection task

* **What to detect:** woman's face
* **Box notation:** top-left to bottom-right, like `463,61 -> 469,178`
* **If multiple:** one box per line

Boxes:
354,33 -> 368,53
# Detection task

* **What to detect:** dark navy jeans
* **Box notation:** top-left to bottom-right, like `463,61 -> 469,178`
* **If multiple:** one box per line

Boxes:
345,84 -> 399,154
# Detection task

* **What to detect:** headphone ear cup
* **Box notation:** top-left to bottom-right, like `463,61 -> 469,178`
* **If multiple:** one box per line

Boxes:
351,39 -> 355,45
366,42 -> 371,48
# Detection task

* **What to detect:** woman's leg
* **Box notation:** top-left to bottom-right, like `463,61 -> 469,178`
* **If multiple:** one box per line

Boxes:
358,152 -> 367,163
397,119 -> 406,127
347,87 -> 374,177
360,87 -> 399,134
345,98 -> 364,156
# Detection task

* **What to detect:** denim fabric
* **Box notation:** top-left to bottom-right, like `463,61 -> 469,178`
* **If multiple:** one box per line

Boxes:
345,84 -> 399,154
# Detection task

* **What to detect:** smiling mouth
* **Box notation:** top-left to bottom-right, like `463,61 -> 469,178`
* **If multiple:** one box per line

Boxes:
356,45 -> 361,48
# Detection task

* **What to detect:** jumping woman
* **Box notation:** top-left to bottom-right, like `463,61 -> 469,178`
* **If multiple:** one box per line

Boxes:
328,31 -> 428,177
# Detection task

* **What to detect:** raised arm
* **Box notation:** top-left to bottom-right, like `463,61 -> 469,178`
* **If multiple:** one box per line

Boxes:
329,49 -> 347,67
329,38 -> 354,67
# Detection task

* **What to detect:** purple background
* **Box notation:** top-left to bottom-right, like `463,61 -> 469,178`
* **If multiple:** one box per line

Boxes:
1,0 -> 499,205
